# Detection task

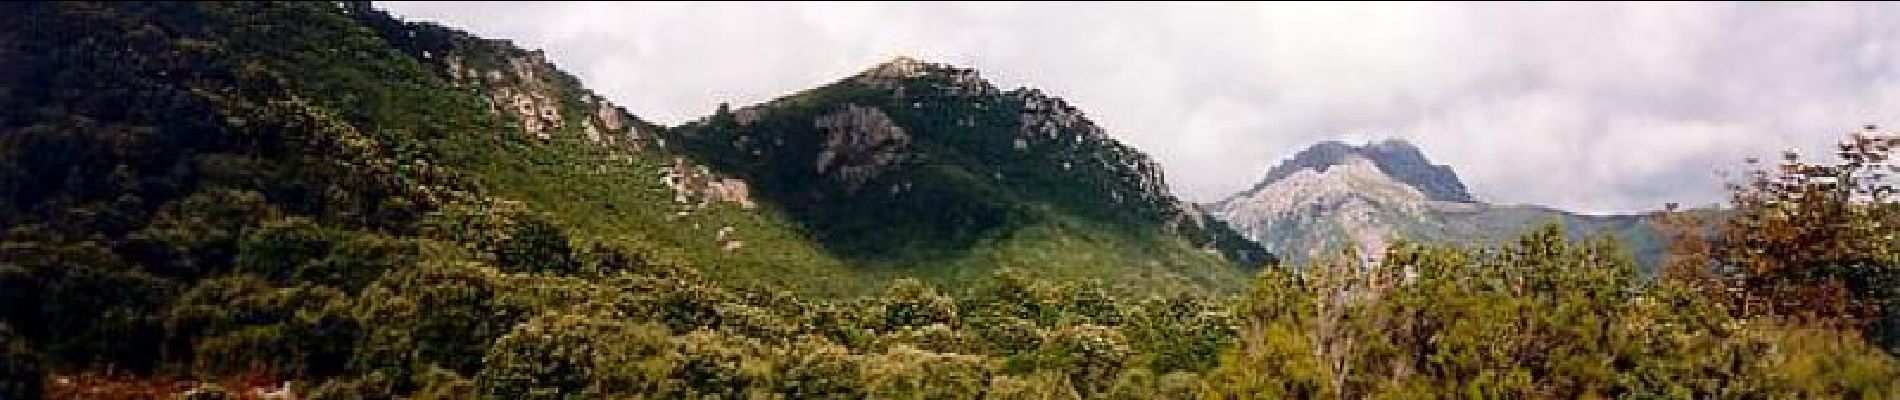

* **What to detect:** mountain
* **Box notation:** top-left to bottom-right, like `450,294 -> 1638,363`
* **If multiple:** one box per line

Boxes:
1246,139 -> 1473,203
668,57 -> 1271,282
0,2 -> 1267,394
1210,140 -> 1665,267
365,10 -> 1275,289
0,1 -> 1263,302
11,3 -> 1893,399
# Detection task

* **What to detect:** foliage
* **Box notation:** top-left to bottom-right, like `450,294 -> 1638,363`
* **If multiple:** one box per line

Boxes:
4,1 -> 1898,398
1705,128 -> 1900,346
668,53 -> 1269,276
1210,224 -> 1900,398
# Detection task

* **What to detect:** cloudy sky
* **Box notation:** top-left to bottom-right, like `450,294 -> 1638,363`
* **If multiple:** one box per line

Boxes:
381,1 -> 1900,214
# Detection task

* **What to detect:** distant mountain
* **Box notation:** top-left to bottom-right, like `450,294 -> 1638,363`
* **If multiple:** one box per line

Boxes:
1210,140 -> 1665,268
668,57 -> 1271,282
1247,139 -> 1473,203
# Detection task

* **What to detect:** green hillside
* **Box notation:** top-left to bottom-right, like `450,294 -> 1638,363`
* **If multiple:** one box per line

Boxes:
0,3 -> 1264,395
668,57 -> 1269,288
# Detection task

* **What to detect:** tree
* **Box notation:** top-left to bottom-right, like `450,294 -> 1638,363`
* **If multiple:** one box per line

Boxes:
1708,127 -> 1900,344
475,313 -> 670,399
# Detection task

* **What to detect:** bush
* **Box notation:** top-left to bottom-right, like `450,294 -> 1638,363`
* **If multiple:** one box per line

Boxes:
666,329 -> 772,397
163,275 -> 358,378
420,200 -> 579,275
475,312 -> 670,399
770,335 -> 864,399
1036,324 -> 1131,395
351,260 -> 523,388
880,278 -> 959,331
860,345 -> 994,399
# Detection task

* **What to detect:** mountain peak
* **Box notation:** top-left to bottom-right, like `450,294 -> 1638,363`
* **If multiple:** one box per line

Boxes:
883,54 -> 925,67
858,55 -> 973,81
863,55 -> 931,78
673,56 -> 1270,267
1371,138 -> 1421,153
848,56 -> 997,99
1246,139 -> 1472,203
1210,137 -> 1662,266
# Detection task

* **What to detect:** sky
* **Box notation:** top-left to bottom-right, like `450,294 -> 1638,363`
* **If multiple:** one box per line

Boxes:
379,1 -> 1900,214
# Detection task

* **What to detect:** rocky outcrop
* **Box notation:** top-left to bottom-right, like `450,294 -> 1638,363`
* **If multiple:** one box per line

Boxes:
386,18 -> 654,149
1009,88 -> 1170,206
660,157 -> 756,214
444,51 -> 565,139
856,56 -> 993,98
445,51 -> 653,147
1364,140 -> 1472,203
1213,154 -> 1430,261
705,179 -> 754,209
861,56 -> 930,81
1245,140 -> 1472,203
814,104 -> 913,192
1212,139 -> 1663,268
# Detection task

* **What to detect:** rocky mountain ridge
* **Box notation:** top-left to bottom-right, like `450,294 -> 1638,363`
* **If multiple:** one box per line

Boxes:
671,56 -> 1272,270
1212,140 -> 1663,267
1238,139 -> 1473,203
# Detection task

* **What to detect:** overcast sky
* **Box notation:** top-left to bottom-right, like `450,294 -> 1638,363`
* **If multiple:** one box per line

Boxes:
380,1 -> 1900,214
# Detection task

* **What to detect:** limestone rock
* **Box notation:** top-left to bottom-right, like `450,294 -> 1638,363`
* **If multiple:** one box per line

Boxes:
659,157 -> 757,213
814,104 -> 912,192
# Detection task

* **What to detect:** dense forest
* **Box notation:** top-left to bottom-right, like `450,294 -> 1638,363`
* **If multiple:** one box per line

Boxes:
2,2 -> 1898,399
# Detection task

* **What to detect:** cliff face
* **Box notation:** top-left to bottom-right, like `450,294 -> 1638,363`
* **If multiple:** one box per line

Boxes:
812,104 -> 914,193
1213,140 -> 1662,268
1244,140 -> 1473,203
1214,152 -> 1433,263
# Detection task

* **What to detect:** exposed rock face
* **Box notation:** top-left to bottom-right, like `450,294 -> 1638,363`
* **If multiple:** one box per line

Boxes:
814,104 -> 912,192
1364,140 -> 1472,203
706,179 -> 755,210
420,31 -> 651,148
1247,139 -> 1473,203
583,94 -> 649,146
393,21 -> 753,220
660,157 -> 756,213
856,56 -> 993,97
862,56 -> 929,80
444,51 -> 565,139
1214,154 -> 1429,261
1212,139 -> 1664,268
1008,88 -> 1170,206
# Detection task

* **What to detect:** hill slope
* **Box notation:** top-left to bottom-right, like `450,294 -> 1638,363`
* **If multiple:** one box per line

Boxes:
0,5 -> 1257,394
0,1 -> 1265,303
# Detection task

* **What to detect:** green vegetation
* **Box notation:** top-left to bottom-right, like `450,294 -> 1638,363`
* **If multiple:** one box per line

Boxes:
669,58 -> 1270,280
1,1 -> 1896,398
1213,227 -> 1896,398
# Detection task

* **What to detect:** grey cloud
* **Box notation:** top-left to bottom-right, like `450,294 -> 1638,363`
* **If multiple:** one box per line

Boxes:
379,1 -> 1900,214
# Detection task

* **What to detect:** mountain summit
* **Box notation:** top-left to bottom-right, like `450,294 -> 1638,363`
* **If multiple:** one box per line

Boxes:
670,56 -> 1271,282
1212,139 -> 1662,266
1245,139 -> 1472,203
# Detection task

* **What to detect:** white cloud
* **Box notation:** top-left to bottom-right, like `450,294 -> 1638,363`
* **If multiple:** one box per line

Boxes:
378,1 -> 1900,214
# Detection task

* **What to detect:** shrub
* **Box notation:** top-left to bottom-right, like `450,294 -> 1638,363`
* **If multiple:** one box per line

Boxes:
474,312 -> 670,399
